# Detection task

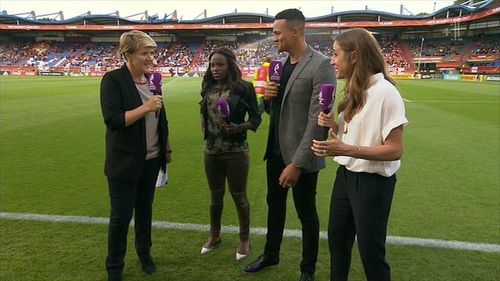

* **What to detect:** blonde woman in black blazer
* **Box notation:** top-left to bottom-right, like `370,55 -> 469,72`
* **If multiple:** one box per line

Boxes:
100,30 -> 171,281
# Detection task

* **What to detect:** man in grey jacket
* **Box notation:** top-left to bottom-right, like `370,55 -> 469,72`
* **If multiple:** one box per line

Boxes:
244,8 -> 336,281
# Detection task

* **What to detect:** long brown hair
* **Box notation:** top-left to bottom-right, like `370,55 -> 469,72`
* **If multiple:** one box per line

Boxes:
336,28 -> 395,122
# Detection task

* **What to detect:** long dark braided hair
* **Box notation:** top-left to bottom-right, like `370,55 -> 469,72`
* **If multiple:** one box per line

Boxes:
200,47 -> 245,100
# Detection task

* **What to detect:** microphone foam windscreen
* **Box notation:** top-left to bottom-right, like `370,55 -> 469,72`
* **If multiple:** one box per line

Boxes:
319,84 -> 336,112
148,72 -> 163,94
215,98 -> 230,119
269,61 -> 283,83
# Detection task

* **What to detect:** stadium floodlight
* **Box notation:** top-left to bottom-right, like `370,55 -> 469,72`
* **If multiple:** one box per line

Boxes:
76,11 -> 91,18
35,11 -> 64,21
97,11 -> 120,17
123,11 -> 149,21
164,10 -> 177,21
193,9 -> 207,20
400,4 -> 414,16
9,11 -> 36,20
9,10 -> 64,21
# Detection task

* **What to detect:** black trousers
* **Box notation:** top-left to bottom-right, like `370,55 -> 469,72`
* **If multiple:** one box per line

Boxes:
105,157 -> 160,274
204,151 -> 251,241
329,165 -> 396,281
264,154 -> 320,274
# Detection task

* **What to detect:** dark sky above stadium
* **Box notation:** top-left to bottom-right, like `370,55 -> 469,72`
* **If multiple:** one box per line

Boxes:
1,0 -> 454,20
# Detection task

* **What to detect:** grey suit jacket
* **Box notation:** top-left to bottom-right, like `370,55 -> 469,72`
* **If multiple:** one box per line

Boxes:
269,46 -> 336,172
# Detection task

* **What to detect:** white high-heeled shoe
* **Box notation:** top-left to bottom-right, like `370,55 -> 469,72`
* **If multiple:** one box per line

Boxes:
235,241 -> 250,261
200,239 -> 221,255
235,250 -> 249,261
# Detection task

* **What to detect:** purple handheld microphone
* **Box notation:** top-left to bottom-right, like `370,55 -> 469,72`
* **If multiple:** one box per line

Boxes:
215,98 -> 230,124
148,72 -> 163,95
148,72 -> 163,117
318,84 -> 336,113
269,60 -> 283,83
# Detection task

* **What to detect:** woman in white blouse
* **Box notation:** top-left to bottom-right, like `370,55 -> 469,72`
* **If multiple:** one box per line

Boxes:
312,28 -> 408,281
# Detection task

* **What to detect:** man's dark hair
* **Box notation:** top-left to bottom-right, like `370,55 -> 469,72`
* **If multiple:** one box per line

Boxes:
275,8 -> 305,29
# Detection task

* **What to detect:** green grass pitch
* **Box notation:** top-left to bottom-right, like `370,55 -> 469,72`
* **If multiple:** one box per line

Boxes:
0,76 -> 498,280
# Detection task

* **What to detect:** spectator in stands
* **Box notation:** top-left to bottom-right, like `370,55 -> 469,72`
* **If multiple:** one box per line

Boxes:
312,28 -> 408,281
199,47 -> 261,260
243,9 -> 335,281
100,30 -> 172,281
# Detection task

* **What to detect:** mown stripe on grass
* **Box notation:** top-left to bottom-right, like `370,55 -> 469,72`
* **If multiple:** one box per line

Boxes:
1,212 -> 499,253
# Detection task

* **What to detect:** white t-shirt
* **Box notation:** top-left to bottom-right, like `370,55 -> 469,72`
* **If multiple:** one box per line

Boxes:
334,73 -> 408,177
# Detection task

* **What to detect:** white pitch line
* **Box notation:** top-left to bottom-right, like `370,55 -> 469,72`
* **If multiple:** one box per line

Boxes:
162,78 -> 192,96
402,98 -> 500,103
1,212 -> 499,253
163,78 -> 180,87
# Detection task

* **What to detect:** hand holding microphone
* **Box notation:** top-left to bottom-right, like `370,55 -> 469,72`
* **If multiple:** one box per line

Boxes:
224,122 -> 241,135
144,95 -> 163,113
264,82 -> 279,100
264,61 -> 283,100
318,83 -> 338,139
312,86 -> 343,158
318,111 -> 339,140
318,112 -> 334,127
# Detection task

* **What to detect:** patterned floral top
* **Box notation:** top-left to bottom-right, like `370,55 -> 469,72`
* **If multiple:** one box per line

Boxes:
204,87 -> 249,154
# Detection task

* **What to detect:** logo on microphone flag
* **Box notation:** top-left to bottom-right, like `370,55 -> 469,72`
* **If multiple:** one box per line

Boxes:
148,72 -> 163,94
319,84 -> 336,113
215,98 -> 230,121
269,61 -> 283,83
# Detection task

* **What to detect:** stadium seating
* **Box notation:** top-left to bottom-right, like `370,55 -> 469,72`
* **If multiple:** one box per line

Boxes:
1,34 -> 498,74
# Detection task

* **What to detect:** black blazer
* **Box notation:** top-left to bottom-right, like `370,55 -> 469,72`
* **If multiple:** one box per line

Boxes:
201,80 -> 261,143
100,65 -> 168,181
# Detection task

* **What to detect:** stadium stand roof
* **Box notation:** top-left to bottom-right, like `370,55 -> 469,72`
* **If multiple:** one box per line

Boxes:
0,0 -> 498,30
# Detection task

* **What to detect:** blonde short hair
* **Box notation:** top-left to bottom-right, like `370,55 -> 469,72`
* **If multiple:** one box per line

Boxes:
119,30 -> 156,61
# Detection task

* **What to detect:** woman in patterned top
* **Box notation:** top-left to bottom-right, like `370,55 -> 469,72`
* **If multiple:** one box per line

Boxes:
199,47 -> 262,260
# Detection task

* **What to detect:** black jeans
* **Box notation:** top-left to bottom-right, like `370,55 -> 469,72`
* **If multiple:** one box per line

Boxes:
264,154 -> 320,274
204,151 -> 251,241
329,165 -> 396,281
105,157 -> 160,274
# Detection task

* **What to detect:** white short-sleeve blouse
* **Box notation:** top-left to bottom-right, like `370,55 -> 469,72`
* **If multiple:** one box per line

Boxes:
334,73 -> 409,177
